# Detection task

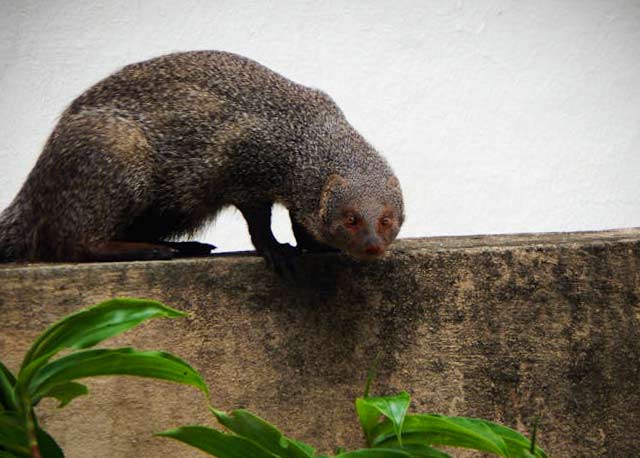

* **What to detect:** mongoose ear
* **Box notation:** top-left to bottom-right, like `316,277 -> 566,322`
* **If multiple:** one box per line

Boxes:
319,174 -> 348,221
387,176 -> 400,188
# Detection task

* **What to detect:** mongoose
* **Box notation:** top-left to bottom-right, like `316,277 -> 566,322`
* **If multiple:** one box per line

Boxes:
0,51 -> 404,275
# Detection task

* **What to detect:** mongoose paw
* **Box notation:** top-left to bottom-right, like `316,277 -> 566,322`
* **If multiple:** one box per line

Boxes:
263,242 -> 302,282
144,245 -> 179,260
297,243 -> 340,254
156,241 -> 216,257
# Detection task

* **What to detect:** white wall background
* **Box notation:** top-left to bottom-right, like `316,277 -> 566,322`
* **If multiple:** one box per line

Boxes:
1,0 -> 639,252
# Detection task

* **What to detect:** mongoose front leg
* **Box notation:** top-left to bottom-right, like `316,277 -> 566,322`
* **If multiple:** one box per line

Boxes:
291,217 -> 338,253
238,203 -> 300,278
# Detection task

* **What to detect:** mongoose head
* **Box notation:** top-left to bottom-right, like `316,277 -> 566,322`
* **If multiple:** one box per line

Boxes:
317,173 -> 404,260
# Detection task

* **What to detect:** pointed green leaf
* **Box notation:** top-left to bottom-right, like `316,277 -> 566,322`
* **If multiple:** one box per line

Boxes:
357,393 -> 410,446
26,347 -> 208,400
334,449 -> 410,458
396,443 -> 452,458
35,427 -> 64,458
39,382 -> 88,408
0,411 -> 29,455
0,361 -> 17,411
356,398 -> 380,445
21,298 -> 185,371
157,425 -> 277,458
372,414 -> 506,455
290,439 -> 316,457
211,408 -> 314,458
372,414 -> 547,458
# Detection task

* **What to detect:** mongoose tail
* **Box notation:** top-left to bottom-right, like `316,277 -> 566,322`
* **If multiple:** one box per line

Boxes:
0,199 -> 29,262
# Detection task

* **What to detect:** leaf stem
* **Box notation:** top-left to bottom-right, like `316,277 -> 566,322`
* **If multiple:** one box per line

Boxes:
26,407 -> 42,458
363,351 -> 381,398
530,415 -> 540,454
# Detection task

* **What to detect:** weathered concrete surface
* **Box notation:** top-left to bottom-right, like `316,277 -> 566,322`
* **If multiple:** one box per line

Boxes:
1,229 -> 639,458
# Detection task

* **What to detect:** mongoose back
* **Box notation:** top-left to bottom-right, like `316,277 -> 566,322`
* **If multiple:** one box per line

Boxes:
0,51 -> 404,275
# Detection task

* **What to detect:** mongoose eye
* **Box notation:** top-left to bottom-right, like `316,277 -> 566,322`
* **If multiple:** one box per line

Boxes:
380,216 -> 392,227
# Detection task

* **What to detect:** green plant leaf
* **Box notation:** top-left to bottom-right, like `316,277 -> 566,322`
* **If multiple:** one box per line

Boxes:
26,347 -> 208,400
157,425 -> 278,458
39,382 -> 88,408
334,449 -> 410,458
356,392 -> 410,446
211,408 -> 314,458
0,411 -> 29,456
372,414 -> 506,455
355,398 -> 380,445
35,427 -> 64,458
0,451 -> 21,458
0,361 -> 17,411
372,414 -> 547,458
396,443 -> 452,458
21,298 -> 184,371
291,440 -> 316,457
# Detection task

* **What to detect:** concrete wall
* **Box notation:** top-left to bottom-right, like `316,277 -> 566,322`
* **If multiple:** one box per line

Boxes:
1,1 -> 639,253
1,229 -> 639,457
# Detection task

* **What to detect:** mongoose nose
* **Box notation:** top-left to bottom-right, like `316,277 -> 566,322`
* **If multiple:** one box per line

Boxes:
364,244 -> 384,256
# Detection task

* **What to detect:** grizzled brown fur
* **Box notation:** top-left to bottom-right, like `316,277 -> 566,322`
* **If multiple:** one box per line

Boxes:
0,51 -> 404,272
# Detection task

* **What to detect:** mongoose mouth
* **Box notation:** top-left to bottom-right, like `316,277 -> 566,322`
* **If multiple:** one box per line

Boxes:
346,244 -> 387,261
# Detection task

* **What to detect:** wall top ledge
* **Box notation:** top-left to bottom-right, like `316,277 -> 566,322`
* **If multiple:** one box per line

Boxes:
0,227 -> 638,274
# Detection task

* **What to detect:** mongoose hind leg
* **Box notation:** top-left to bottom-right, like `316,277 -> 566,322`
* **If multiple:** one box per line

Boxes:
238,203 -> 300,280
17,110 -> 156,262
